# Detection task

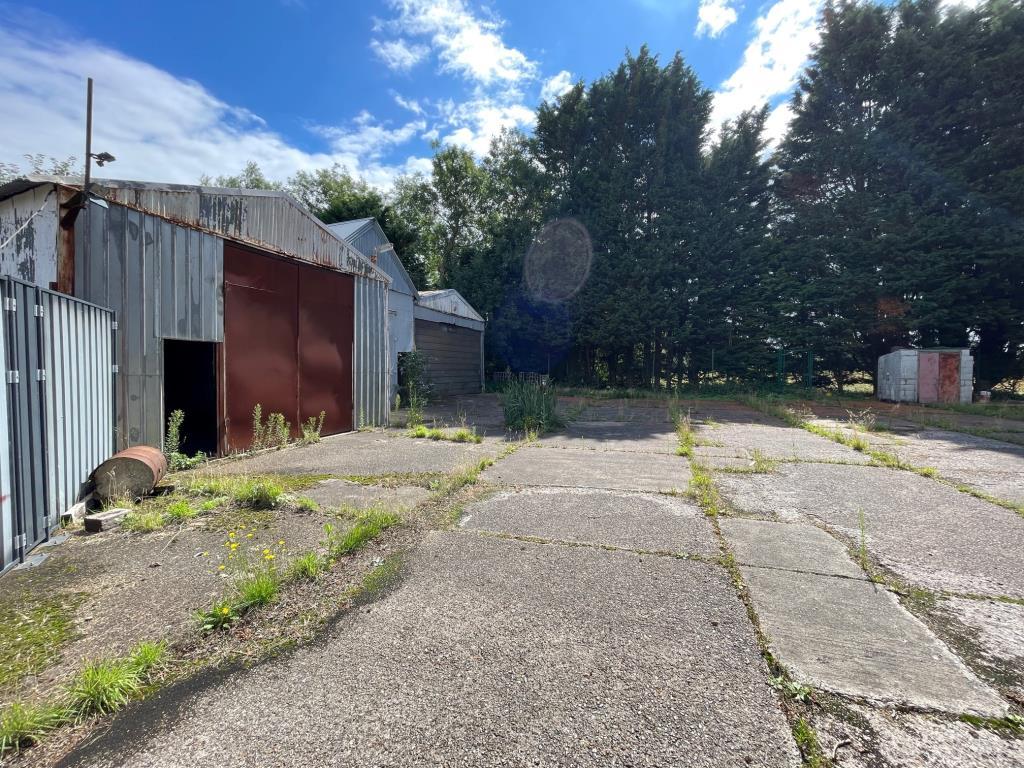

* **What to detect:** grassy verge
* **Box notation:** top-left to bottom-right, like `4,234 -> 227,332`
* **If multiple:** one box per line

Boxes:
501,382 -> 563,435
1,641 -> 167,757
119,473 -> 332,534
0,595 -> 81,693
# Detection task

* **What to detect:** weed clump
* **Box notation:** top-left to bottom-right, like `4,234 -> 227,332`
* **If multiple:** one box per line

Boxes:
232,478 -> 284,509
0,702 -> 66,754
502,381 -> 562,434
323,506 -> 401,559
301,411 -> 326,445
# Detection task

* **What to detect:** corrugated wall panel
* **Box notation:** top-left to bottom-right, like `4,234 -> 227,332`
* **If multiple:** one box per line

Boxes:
75,202 -> 224,448
353,275 -> 389,427
43,289 -> 115,520
0,321 -> 13,574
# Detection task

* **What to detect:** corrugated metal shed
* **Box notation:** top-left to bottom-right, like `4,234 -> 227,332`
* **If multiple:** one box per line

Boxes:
877,348 -> 973,404
75,202 -> 224,446
417,289 -> 485,323
0,177 -> 392,449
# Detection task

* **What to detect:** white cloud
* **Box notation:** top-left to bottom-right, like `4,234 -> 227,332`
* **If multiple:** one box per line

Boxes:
540,70 -> 574,103
376,0 -> 537,86
696,0 -> 739,38
710,0 -> 822,142
370,38 -> 430,72
0,20 -> 431,191
439,98 -> 536,156
392,92 -> 424,115
762,102 -> 794,148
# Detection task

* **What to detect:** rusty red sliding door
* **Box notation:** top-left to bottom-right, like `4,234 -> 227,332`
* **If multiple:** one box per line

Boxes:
298,267 -> 354,434
223,244 -> 299,450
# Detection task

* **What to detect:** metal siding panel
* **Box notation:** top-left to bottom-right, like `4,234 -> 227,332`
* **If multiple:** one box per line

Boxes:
298,268 -> 354,434
39,290 -> 115,520
159,220 -> 175,338
0,312 -> 12,572
174,227 -> 189,338
189,229 -> 203,340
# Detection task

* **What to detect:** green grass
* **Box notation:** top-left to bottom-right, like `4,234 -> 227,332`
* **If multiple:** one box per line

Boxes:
165,500 -> 196,522
792,718 -> 830,767
688,463 -> 723,517
343,472 -> 446,489
323,507 -> 401,558
672,406 -> 695,457
66,659 -> 142,718
0,596 -> 78,691
408,425 -> 483,443
360,552 -> 404,595
502,381 -> 563,434
295,496 -> 320,512
234,567 -> 280,609
0,639 -> 169,755
121,508 -> 165,533
232,478 -> 284,509
0,701 -> 66,755
286,552 -> 325,581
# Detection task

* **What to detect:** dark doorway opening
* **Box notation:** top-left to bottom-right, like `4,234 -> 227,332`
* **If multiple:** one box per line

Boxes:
164,340 -> 219,456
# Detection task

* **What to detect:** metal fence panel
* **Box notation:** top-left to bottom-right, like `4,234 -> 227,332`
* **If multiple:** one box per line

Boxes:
0,323 -> 13,574
3,278 -> 49,556
43,289 -> 115,521
1,277 -> 115,573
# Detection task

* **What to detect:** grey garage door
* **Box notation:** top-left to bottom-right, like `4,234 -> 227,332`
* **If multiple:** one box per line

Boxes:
415,319 -> 482,396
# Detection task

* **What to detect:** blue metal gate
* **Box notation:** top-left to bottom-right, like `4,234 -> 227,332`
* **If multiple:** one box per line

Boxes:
0,278 -> 116,575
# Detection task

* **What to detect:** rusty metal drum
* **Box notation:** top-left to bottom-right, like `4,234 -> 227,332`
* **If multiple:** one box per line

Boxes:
91,446 -> 168,501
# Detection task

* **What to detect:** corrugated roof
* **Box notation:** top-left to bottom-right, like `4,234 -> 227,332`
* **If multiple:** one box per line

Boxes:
327,218 -> 375,240
0,176 -> 389,283
328,218 -> 419,298
417,289 -> 485,322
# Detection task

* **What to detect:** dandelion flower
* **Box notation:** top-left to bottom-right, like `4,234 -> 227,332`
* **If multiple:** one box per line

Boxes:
220,606 -> 231,615
246,533 -> 254,539
264,553 -> 276,561
228,532 -> 236,538
278,540 -> 285,546
230,542 -> 239,550
218,564 -> 226,571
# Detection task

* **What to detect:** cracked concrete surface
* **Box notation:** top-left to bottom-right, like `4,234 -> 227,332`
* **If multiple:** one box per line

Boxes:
51,395 -> 1024,767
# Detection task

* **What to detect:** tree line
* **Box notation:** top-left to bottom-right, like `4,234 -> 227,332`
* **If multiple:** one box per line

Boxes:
190,0 -> 1024,391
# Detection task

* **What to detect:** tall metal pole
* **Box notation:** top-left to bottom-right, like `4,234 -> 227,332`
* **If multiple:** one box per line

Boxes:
83,77 -> 93,276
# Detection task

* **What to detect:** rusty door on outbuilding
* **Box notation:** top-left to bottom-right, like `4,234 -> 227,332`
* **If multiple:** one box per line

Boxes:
937,353 -> 960,403
918,352 -> 939,403
298,267 -> 353,435
223,244 -> 354,451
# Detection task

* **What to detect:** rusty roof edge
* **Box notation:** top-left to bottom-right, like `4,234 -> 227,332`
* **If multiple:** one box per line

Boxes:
11,176 -> 390,284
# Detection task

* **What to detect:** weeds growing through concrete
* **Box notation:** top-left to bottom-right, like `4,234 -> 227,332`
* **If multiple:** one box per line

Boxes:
502,381 -> 563,434
301,411 -> 326,444
857,510 -> 869,572
408,424 -> 483,443
323,507 -> 401,559
688,463 -> 723,517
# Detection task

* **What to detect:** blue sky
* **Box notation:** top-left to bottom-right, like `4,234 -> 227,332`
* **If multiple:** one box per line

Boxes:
1,0 -> 831,188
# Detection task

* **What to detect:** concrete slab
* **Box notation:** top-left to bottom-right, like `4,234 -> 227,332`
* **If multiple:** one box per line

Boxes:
481,446 -> 690,492
215,430 -> 506,476
534,421 -> 678,454
720,518 -> 866,579
73,533 -> 800,768
816,704 -> 1024,768
740,566 -> 1006,716
461,487 -> 718,556
304,479 -> 431,511
718,463 -> 1024,598
708,423 -> 872,463
942,596 -> 1024,701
